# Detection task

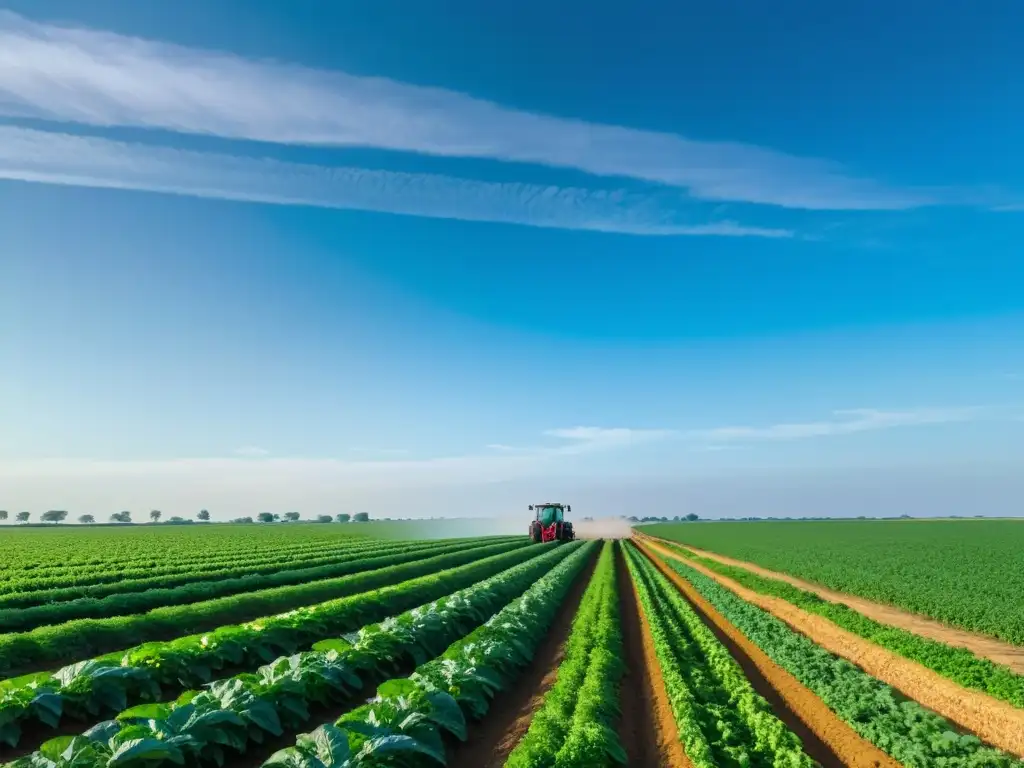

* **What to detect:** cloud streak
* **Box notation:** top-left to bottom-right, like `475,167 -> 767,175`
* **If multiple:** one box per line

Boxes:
0,126 -> 791,237
688,406 -> 983,444
0,10 -> 930,211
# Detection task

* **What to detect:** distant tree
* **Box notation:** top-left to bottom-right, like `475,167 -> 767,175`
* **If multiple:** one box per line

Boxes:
283,512 -> 301,522
627,516 -> 638,522
41,510 -> 68,524
110,511 -> 132,523
16,511 -> 30,523
272,514 -> 281,522
150,510 -> 162,523
197,510 -> 211,521
0,511 -> 7,521
316,515 -> 333,523
230,516 -> 254,524
335,513 -> 351,523
168,516 -> 186,523
78,514 -> 95,524
353,512 -> 370,523
685,513 -> 699,522
257,512 -> 276,523
672,515 -> 681,522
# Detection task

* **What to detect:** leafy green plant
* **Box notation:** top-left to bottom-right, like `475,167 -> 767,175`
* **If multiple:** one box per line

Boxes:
0,541 -> 500,632
0,541 -> 548,750
7,543 -> 579,765
655,550 -> 1024,768
264,540 -> 599,768
0,538 -> 532,677
645,519 -> 1024,645
0,538 -> 451,608
505,541 -> 625,767
656,540 -> 1024,709
623,542 -> 815,768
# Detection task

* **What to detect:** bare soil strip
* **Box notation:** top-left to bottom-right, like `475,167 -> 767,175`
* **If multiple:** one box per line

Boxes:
648,534 -> 1024,674
617,543 -> 691,768
635,540 -> 901,768
640,536 -> 1024,760
446,546 -> 599,768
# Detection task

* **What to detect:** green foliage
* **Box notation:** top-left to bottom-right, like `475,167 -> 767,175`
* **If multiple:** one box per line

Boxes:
623,542 -> 815,768
505,541 -> 625,767
0,540 -> 499,630
659,541 -> 1024,709
0,538 -> 531,678
266,541 -> 599,768
10,543 -> 580,766
657,552 -> 1024,768
647,519 -> 1024,644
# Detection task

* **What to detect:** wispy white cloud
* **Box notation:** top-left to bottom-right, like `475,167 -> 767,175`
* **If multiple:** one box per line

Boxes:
544,426 -> 676,453
0,126 -> 791,237
688,406 -> 984,444
0,10 -> 930,211
233,445 -> 269,457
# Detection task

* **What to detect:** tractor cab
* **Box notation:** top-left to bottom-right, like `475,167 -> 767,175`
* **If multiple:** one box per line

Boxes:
528,503 -> 575,543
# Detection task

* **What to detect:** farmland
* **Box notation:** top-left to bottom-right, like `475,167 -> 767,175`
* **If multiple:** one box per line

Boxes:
644,519 -> 1024,644
2,520 -> 1024,767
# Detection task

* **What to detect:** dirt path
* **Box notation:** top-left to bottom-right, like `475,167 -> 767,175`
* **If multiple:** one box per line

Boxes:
617,543 -> 691,768
446,546 -> 599,768
636,540 -> 902,768
640,537 -> 1024,760
647,535 -> 1024,675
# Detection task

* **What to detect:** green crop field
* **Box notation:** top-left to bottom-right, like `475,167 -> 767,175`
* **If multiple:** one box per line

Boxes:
3,522 -> 1023,768
644,519 -> 1024,645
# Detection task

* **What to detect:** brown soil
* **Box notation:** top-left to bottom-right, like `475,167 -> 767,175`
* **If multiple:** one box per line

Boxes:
656,537 -> 1024,675
617,543 -> 691,768
640,537 -> 1024,760
446,545 -> 600,768
635,539 -> 901,768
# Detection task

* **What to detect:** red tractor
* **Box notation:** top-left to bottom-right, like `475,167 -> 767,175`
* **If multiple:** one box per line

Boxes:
528,503 -> 575,543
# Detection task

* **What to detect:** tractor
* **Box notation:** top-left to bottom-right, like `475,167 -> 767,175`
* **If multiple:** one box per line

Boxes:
528,503 -> 575,543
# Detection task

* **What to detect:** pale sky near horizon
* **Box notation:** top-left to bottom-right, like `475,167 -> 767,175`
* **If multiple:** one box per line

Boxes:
2,1 -> 1023,520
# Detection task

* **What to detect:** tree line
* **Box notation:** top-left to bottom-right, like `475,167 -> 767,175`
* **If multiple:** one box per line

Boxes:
0,510 -> 371,524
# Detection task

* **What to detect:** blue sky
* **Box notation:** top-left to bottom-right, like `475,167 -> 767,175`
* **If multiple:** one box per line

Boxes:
1,0 -> 1022,520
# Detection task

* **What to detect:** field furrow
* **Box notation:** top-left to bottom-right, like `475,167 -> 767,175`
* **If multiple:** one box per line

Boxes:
641,540 -> 1024,768
259,540 -> 599,767
0,539 -> 509,631
625,541 -> 819,768
0,538 -> 531,678
0,541 -> 552,756
0,538 -> 477,606
4,542 -> 581,767
646,535 -> 1024,706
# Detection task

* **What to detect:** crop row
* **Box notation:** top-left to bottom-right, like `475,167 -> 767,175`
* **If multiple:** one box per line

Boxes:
0,539 -> 500,631
6,542 -> 582,766
0,537 -> 436,601
0,541 -> 554,751
0,530 -> 381,575
646,520 -> 1024,646
624,542 -> 813,768
657,540 -> 1024,709
0,538 -> 532,678
656,551 -> 1024,768
505,540 -> 625,767
264,540 -> 599,767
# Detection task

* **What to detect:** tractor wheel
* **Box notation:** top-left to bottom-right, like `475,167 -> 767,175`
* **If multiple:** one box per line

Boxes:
529,521 -> 542,543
